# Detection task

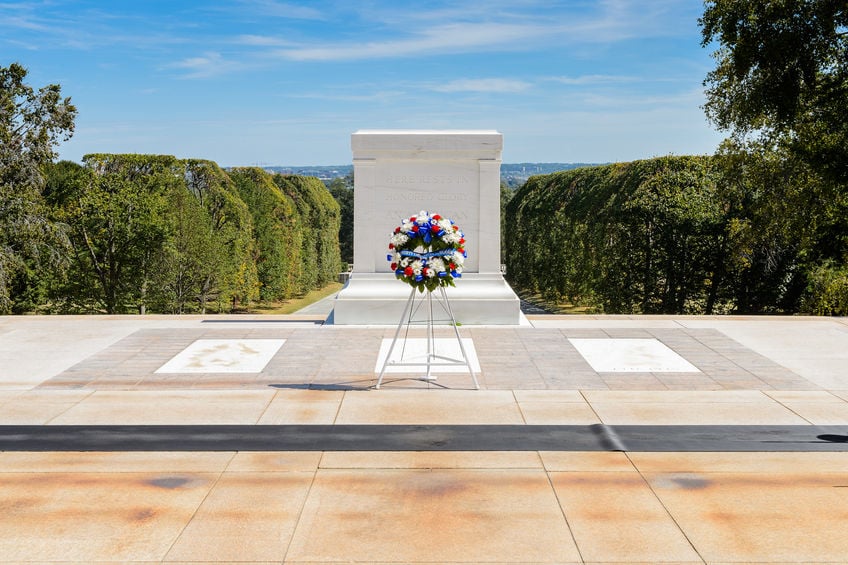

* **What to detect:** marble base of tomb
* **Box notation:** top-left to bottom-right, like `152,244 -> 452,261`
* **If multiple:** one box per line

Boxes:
331,273 -> 522,325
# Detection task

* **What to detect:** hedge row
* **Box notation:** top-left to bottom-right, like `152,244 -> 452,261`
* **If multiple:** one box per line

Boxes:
504,156 -> 730,314
40,154 -> 340,314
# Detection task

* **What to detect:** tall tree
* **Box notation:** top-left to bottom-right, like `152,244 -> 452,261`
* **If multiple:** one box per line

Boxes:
182,160 -> 259,313
701,1 -> 848,312
229,168 -> 303,301
0,63 -> 76,311
327,175 -> 353,266
700,1 -> 848,183
52,155 -> 175,313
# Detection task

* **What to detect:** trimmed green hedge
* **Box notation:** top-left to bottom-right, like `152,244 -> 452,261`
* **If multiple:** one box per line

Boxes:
42,155 -> 340,313
505,156 -> 726,314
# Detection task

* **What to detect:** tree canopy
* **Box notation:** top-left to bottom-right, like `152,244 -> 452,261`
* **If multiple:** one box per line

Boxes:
0,63 -> 76,312
700,0 -> 848,182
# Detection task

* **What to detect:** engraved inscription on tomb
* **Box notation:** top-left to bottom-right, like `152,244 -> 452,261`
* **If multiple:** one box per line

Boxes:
384,192 -> 470,202
384,175 -> 470,185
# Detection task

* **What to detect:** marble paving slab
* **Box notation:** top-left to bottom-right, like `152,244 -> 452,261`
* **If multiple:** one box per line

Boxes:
569,338 -> 700,373
155,339 -> 285,374
374,338 -> 481,373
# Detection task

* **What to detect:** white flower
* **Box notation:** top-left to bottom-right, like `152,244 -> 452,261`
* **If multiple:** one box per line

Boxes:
426,268 -> 436,278
411,259 -> 423,271
401,258 -> 410,267
401,220 -> 414,233
391,233 -> 409,247
430,258 -> 446,273
416,210 -> 430,223
413,268 -> 422,276
453,251 -> 465,265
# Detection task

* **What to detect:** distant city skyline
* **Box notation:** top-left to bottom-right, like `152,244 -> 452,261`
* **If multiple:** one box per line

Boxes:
2,1 -> 725,166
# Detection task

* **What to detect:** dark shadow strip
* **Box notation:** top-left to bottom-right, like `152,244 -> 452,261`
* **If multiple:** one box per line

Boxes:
1,425 -> 847,452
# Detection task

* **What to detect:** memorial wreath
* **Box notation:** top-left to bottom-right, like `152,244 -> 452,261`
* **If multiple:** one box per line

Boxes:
387,210 -> 466,292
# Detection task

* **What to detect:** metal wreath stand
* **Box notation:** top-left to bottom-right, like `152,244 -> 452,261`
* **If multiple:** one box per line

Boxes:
376,284 -> 479,390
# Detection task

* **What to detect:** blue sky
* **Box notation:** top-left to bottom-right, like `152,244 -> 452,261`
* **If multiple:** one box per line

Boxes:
2,0 -> 725,166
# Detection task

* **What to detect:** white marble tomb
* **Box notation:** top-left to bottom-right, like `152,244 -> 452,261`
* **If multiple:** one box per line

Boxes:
332,130 -> 522,325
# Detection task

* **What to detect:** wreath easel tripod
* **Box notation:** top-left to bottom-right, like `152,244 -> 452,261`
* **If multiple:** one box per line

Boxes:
376,285 -> 479,389
375,211 -> 479,390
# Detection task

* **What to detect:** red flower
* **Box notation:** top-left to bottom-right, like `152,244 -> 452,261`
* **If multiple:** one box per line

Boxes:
394,227 -> 401,234
432,214 -> 441,221
453,225 -> 459,231
459,237 -> 465,244
449,263 -> 456,270
404,266 -> 414,276
388,243 -> 394,250
430,224 -> 440,233
391,263 -> 397,270
410,225 -> 418,232
422,268 -> 430,276
409,216 -> 416,222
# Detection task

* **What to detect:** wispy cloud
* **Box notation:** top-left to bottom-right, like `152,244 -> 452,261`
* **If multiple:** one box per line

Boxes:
581,87 -> 708,109
271,21 -> 551,61
249,1 -> 695,63
550,74 -> 641,86
237,34 -> 297,47
431,78 -> 532,93
167,52 -> 240,79
236,0 -> 325,20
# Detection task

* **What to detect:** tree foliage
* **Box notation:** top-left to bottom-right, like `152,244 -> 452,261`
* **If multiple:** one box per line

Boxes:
701,0 -> 848,186
0,63 -> 76,312
38,156 -> 337,314
274,174 -> 341,291
505,157 -> 728,314
326,175 -> 353,266
700,0 -> 848,313
229,167 -> 303,301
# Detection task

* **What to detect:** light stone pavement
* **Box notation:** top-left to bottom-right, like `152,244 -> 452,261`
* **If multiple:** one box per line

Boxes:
1,310 -> 847,564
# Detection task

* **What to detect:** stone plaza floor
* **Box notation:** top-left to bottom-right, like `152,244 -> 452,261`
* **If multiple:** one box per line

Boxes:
1,308 -> 847,563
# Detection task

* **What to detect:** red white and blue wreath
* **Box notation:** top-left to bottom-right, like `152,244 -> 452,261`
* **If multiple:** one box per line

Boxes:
387,210 -> 467,292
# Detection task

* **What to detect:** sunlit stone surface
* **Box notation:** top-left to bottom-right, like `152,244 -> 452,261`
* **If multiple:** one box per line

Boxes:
569,338 -> 701,373
375,338 -> 481,374
155,339 -> 285,373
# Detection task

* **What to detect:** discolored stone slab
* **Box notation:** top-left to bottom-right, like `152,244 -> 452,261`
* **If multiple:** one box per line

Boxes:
48,390 -> 275,425
286,468 -> 581,563
165,472 -> 315,562
257,389 -> 343,424
318,450 -> 543,469
550,471 -> 702,562
0,471 -> 215,562
335,389 -> 523,424
645,470 -> 848,563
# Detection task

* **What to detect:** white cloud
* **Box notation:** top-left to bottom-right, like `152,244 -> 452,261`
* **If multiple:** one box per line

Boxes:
238,0 -> 325,20
550,74 -> 640,86
431,78 -> 531,93
272,21 -> 554,61
255,1 -> 695,63
167,52 -> 239,79
237,34 -> 295,47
